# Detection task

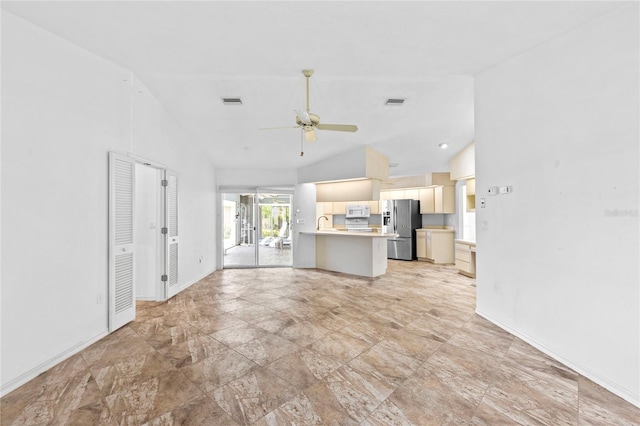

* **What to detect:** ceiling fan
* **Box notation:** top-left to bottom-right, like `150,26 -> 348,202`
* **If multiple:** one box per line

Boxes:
261,69 -> 358,155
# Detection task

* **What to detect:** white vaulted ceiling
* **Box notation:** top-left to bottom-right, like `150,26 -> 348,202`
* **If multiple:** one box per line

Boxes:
1,1 -> 626,176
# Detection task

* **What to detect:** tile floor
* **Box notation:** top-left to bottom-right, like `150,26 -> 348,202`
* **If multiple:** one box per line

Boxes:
1,261 -> 638,425
224,244 -> 292,267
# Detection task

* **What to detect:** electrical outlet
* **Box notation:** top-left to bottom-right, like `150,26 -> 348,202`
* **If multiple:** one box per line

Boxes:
97,292 -> 103,304
297,219 -> 305,224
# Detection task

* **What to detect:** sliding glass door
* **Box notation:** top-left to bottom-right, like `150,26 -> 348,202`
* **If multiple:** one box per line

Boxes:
222,191 -> 292,268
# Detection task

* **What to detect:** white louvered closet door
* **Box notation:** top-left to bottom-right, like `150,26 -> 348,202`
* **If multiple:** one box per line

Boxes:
164,170 -> 180,299
108,152 -> 136,331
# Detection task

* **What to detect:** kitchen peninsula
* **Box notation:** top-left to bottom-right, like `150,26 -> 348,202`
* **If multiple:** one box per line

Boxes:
301,229 -> 399,277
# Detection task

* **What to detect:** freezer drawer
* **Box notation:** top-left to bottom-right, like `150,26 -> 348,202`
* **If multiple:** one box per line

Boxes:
387,238 -> 414,260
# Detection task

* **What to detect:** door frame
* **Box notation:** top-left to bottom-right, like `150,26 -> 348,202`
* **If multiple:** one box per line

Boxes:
109,152 -> 177,331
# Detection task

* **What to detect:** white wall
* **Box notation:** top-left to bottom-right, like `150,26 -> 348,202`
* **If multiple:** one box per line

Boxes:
216,169 -> 297,189
475,4 -> 639,405
1,13 -> 217,394
292,183 -> 317,268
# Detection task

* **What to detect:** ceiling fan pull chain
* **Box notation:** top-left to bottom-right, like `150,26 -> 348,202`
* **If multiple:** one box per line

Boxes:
300,129 -> 304,156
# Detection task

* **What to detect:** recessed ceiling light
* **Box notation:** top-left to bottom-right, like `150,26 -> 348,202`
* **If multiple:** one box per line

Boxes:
439,143 -> 448,149
385,98 -> 405,106
222,97 -> 243,105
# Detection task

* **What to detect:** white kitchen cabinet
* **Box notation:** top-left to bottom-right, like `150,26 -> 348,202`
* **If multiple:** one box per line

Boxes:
416,228 -> 454,264
319,200 -> 381,215
455,240 -> 476,278
420,186 -> 454,214
419,188 -> 435,213
466,178 -> 476,211
332,202 -> 347,215
321,202 -> 334,215
368,200 -> 381,214
380,189 -> 419,201
403,189 -> 420,200
390,190 -> 404,200
416,229 -> 427,259
435,186 -> 455,214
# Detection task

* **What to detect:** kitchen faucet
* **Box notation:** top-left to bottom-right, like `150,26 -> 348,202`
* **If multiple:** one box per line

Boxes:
317,215 -> 329,230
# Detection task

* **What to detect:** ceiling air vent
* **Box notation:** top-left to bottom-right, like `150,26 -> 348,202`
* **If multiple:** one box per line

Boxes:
385,98 -> 405,106
222,97 -> 243,106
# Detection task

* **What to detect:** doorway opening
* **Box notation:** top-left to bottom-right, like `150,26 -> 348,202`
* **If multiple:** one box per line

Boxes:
222,191 -> 292,267
108,152 -> 179,331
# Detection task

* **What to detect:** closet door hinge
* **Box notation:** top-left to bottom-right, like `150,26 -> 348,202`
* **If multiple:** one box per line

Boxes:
161,227 -> 168,234
161,275 -> 168,282
161,179 -> 168,187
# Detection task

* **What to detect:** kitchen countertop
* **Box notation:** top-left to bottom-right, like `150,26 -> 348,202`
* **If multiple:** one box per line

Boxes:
302,229 -> 399,238
455,239 -> 476,245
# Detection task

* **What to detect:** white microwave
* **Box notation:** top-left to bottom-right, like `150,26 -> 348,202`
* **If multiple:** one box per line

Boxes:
346,204 -> 371,218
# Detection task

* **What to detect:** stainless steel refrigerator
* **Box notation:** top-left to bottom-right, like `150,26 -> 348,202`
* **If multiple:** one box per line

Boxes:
382,199 -> 422,260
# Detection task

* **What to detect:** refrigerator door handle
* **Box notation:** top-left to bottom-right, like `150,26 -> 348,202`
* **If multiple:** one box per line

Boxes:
393,204 -> 397,232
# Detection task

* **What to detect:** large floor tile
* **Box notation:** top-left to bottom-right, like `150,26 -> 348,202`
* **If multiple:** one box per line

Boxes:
3,261 -> 639,425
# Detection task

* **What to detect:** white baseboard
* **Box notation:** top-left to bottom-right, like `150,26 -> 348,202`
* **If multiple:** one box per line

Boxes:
476,309 -> 640,408
0,330 -> 109,398
1,268 -> 220,398
179,267 -> 219,292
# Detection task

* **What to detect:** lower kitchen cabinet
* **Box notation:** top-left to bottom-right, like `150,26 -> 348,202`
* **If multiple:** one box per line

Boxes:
416,228 -> 454,264
455,240 -> 476,278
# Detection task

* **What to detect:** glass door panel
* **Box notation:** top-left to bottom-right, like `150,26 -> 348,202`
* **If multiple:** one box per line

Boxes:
222,191 -> 292,268
257,194 -> 292,266
223,193 -> 257,267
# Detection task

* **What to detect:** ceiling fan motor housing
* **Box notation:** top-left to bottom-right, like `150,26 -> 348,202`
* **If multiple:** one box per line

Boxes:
296,113 -> 320,127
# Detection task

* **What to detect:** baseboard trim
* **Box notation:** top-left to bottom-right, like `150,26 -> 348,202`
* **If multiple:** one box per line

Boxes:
179,267 -> 219,292
0,330 -> 109,398
476,309 -> 640,408
1,269 -> 220,398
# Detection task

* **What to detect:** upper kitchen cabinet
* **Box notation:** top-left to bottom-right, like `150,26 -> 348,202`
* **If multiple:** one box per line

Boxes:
466,178 -> 476,211
320,202 -> 334,215
320,200 -> 380,215
380,172 -> 455,214
420,185 -> 455,214
449,142 -> 475,180
380,189 -> 420,200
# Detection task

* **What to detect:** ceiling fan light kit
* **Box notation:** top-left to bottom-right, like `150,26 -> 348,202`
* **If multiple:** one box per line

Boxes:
261,69 -> 358,153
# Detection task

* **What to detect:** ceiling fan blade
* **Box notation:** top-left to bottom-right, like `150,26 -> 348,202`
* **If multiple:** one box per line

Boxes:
259,125 -> 300,130
304,128 -> 317,143
316,123 -> 358,132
